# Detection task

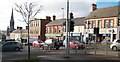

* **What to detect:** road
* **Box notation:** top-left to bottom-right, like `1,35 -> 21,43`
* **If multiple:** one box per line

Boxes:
1,46 -> 120,61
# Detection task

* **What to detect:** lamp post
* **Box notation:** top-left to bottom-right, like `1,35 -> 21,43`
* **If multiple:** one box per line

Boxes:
64,0 -> 69,58
61,8 -> 64,19
62,8 -> 64,40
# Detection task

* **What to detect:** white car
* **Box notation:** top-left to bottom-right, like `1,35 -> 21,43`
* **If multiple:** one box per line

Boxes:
110,39 -> 120,51
43,39 -> 60,50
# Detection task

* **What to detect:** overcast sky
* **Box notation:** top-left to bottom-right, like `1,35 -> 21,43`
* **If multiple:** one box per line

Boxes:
0,0 -> 119,30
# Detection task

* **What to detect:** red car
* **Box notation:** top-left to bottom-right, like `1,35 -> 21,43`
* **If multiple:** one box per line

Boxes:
32,40 -> 44,47
63,40 -> 85,49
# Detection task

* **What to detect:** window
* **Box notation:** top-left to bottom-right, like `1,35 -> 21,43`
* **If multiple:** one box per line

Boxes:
58,27 -> 61,33
35,22 -> 37,26
91,21 -> 93,28
92,21 -> 96,28
37,21 -> 39,26
33,22 -> 35,26
104,20 -> 109,28
98,20 -> 102,28
49,27 -> 52,33
88,21 -> 90,28
46,28 -> 48,33
110,20 -> 113,28
53,28 -> 56,33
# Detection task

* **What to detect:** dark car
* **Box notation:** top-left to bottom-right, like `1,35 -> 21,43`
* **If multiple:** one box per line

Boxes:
2,41 -> 23,51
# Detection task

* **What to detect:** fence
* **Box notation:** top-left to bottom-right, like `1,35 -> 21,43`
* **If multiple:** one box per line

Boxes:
69,42 -> 120,58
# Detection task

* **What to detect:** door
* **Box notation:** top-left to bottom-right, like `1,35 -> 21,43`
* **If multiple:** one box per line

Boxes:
2,42 -> 15,51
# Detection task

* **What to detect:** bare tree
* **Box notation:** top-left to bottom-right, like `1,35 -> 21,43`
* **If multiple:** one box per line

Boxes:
14,2 -> 43,24
14,2 -> 43,59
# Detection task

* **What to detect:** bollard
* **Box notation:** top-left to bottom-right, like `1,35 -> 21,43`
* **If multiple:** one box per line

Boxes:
106,43 -> 108,56
94,42 -> 96,55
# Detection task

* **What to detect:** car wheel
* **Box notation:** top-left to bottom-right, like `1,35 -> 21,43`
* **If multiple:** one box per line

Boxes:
15,47 -> 20,51
112,46 -> 117,51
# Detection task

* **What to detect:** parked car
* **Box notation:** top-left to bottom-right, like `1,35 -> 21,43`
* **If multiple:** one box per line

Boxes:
32,40 -> 45,47
43,38 -> 61,50
110,39 -> 120,51
2,41 -> 23,51
63,39 -> 85,49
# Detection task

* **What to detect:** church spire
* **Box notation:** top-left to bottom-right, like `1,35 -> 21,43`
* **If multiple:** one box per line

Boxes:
10,8 -> 14,33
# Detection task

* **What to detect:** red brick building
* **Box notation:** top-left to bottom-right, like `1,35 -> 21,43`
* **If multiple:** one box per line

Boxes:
29,16 -> 51,41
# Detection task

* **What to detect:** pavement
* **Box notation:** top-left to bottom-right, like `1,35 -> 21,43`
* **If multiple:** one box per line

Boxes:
1,46 -> 120,62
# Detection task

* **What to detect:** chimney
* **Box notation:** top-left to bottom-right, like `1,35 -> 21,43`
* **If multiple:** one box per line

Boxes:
46,16 -> 51,21
17,26 -> 20,29
17,26 -> 22,30
19,27 -> 22,30
53,15 -> 56,20
92,3 -> 97,11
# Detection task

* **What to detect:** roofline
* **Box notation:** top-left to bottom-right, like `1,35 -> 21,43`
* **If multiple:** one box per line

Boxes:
85,16 -> 118,20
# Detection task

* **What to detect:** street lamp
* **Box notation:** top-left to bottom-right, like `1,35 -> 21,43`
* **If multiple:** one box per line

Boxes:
64,0 -> 69,58
61,8 -> 65,40
61,8 -> 64,19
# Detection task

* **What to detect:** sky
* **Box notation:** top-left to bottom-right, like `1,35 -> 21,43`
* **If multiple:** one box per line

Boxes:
0,0 -> 119,30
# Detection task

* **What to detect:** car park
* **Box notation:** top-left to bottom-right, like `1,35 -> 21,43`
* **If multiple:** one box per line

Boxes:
2,41 -> 23,51
110,39 -> 120,51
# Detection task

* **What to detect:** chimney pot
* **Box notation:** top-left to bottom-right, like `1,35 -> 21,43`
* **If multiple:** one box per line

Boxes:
46,16 -> 51,21
53,15 -> 56,20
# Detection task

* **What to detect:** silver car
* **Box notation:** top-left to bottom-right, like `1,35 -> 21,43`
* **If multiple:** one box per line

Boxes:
110,39 -> 120,51
2,41 -> 23,51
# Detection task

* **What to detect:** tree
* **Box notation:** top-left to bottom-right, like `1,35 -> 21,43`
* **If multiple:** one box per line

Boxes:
14,2 -> 43,24
14,2 -> 43,59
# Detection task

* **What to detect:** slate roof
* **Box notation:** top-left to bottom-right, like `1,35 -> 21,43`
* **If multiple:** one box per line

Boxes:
73,17 -> 85,26
46,17 -> 85,26
12,29 -> 28,33
86,6 -> 119,19
46,19 -> 66,26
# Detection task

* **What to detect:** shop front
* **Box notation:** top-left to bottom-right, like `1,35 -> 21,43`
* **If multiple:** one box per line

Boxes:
87,28 -> 117,42
45,33 -> 62,41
